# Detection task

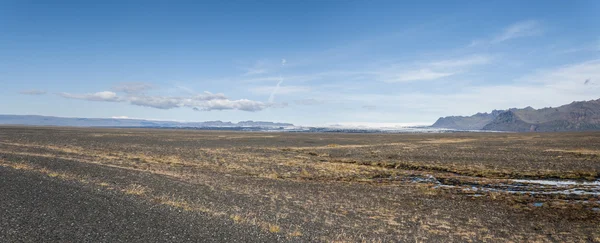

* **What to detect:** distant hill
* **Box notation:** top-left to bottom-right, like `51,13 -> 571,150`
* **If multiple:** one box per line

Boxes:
0,115 -> 294,128
432,98 -> 600,132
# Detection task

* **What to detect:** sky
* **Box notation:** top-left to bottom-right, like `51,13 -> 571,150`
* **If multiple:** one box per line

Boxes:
1,1 -> 599,126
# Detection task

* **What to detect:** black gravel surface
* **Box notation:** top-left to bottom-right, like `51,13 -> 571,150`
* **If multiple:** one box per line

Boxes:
1,126 -> 599,242
0,166 -> 281,243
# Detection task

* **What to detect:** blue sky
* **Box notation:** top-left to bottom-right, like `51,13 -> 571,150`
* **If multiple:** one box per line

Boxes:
1,1 -> 599,126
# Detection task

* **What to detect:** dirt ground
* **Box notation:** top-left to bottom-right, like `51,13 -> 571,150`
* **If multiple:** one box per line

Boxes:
1,126 -> 599,242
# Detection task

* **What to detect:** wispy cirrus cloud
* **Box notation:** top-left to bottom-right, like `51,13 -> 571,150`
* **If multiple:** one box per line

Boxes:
379,55 -> 493,82
240,55 -> 492,84
239,70 -> 366,84
250,85 -> 310,95
469,20 -> 543,47
268,77 -> 283,103
552,44 -> 599,55
294,98 -> 324,105
492,20 -> 542,43
243,68 -> 268,76
519,59 -> 600,86
428,55 -> 492,68
111,82 -> 154,94
331,59 -> 600,121
383,69 -> 455,82
19,89 -> 47,95
241,61 -> 268,76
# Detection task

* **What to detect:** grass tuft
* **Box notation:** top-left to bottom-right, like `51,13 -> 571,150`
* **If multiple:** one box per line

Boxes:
269,224 -> 281,233
123,184 -> 148,195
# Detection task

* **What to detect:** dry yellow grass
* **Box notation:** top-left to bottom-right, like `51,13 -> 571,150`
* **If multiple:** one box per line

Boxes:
4,162 -> 34,171
545,149 -> 600,155
268,224 -> 281,233
288,230 -> 303,237
123,184 -> 148,195
0,160 -> 84,181
156,196 -> 195,211
415,184 -> 440,195
277,142 -> 407,151
419,138 -> 477,144
230,214 -> 243,223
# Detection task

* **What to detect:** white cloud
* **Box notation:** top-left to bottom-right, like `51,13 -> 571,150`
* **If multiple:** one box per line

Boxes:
337,59 -> 600,120
492,20 -> 542,43
192,91 -> 228,100
194,99 -> 273,112
58,91 -> 121,102
57,89 -> 279,112
19,89 -> 47,95
128,95 -> 181,109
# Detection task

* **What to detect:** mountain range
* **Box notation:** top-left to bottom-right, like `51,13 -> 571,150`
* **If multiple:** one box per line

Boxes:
5,98 -> 600,133
431,98 -> 600,132
0,115 -> 293,128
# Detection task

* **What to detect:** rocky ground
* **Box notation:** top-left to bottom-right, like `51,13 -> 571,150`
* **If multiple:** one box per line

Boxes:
1,126 -> 599,242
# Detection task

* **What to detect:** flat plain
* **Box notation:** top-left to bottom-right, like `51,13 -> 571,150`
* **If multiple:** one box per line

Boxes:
1,126 -> 599,242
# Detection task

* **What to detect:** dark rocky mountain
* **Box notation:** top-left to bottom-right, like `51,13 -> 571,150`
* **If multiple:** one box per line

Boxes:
0,115 -> 294,128
431,110 -> 505,130
432,98 -> 600,132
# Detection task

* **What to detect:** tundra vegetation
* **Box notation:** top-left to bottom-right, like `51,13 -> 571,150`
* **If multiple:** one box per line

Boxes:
0,126 -> 599,242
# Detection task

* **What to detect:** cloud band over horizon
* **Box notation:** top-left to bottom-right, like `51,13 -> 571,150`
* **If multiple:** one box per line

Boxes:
57,90 -> 282,112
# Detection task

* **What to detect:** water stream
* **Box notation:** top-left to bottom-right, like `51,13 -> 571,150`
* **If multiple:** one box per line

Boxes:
410,175 -> 600,196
